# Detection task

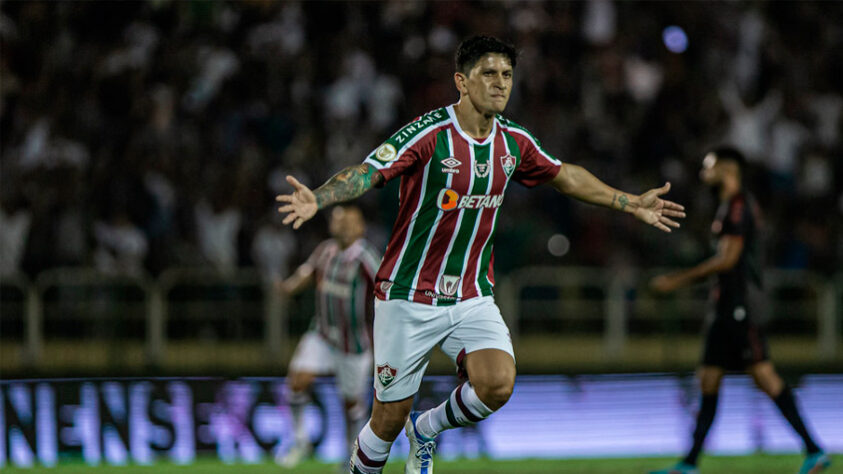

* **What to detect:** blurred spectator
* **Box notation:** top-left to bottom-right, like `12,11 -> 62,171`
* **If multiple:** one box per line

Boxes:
0,191 -> 31,277
0,0 -> 839,279
251,212 -> 297,283
195,195 -> 242,273
719,83 -> 781,164
767,97 -> 811,192
93,212 -> 149,277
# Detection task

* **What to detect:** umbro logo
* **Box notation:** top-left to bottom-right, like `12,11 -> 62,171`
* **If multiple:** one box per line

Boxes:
441,156 -> 461,174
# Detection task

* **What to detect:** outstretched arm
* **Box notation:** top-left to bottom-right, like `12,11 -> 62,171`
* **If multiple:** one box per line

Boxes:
276,163 -> 384,229
550,163 -> 686,232
650,235 -> 744,293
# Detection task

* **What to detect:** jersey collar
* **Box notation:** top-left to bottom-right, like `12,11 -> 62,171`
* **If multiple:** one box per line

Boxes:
446,104 -> 497,146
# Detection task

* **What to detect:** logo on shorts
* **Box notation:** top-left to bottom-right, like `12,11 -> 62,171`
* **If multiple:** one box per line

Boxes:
439,274 -> 461,296
377,363 -> 397,387
500,154 -> 516,176
474,161 -> 490,178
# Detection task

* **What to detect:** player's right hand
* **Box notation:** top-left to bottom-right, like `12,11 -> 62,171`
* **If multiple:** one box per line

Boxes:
649,274 -> 680,294
276,176 -> 318,230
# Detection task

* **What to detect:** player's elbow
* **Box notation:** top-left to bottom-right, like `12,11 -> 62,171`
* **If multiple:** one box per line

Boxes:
717,255 -> 740,272
552,164 -> 578,195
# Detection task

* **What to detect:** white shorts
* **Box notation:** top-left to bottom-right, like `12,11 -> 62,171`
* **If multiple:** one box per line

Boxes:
373,296 -> 515,402
289,331 -> 372,400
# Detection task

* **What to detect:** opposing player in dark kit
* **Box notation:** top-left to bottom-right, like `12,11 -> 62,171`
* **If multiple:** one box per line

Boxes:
650,147 -> 830,474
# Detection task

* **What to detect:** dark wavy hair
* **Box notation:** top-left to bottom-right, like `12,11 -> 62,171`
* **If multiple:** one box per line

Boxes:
455,35 -> 517,74
710,145 -> 747,175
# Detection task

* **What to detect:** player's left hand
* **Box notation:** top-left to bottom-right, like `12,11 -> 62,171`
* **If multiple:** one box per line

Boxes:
634,182 -> 686,233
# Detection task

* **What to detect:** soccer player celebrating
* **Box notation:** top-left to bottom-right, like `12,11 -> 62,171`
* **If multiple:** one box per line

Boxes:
649,147 -> 830,474
277,36 -> 685,474
275,205 -> 381,469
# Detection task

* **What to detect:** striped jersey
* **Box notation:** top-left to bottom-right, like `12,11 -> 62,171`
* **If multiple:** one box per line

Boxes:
307,238 -> 381,354
363,104 -> 562,306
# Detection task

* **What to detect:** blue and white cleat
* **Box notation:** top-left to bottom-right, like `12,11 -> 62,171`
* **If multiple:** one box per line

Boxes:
648,462 -> 699,474
799,451 -> 831,474
404,411 -> 436,474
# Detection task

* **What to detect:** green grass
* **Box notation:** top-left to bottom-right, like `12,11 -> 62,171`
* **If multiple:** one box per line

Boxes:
1,454 -> 829,473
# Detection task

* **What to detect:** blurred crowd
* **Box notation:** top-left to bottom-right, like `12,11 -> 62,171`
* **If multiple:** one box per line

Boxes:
1,0 -> 841,282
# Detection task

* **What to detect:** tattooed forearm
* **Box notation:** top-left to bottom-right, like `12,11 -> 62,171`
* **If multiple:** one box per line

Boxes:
618,194 -> 629,211
314,164 -> 383,209
611,193 -> 617,208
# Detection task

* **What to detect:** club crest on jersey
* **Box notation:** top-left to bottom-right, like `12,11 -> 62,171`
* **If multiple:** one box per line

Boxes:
474,160 -> 490,178
377,363 -> 397,387
375,143 -> 397,162
441,156 -> 461,174
439,274 -> 461,296
500,154 -> 516,176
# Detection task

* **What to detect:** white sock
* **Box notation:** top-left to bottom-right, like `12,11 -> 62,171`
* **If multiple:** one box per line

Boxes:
351,421 -> 391,473
416,382 -> 494,439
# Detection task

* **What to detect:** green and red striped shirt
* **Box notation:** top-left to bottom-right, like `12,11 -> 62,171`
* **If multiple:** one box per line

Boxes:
364,105 -> 562,306
308,238 -> 381,353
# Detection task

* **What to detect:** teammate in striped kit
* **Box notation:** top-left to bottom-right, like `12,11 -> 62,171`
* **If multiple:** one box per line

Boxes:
276,36 -> 686,474
275,205 -> 381,469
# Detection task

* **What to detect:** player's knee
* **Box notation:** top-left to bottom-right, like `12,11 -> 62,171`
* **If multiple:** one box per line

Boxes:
473,375 -> 514,410
486,383 -> 514,410
699,379 -> 720,395
699,376 -> 721,395
752,373 -> 782,397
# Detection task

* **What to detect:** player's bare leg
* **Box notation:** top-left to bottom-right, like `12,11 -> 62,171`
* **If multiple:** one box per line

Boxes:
278,370 -> 317,467
747,362 -> 829,473
697,365 -> 724,395
370,396 -> 414,439
747,360 -> 783,396
464,349 -> 516,409
349,396 -> 413,473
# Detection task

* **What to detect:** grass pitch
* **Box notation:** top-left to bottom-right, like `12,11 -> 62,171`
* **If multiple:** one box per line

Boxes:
0,454 -> 827,473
